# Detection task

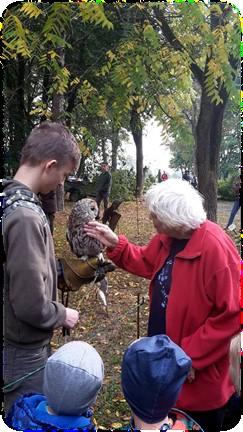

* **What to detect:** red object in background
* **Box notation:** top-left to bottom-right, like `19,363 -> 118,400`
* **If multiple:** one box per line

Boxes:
161,172 -> 168,181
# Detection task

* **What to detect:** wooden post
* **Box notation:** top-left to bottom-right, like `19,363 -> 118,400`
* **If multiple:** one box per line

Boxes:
136,198 -> 140,237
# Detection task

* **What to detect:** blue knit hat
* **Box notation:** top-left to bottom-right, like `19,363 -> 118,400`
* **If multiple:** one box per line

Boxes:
121,335 -> 192,424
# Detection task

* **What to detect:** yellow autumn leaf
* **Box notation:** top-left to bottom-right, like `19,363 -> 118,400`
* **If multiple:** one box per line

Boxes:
111,422 -> 122,428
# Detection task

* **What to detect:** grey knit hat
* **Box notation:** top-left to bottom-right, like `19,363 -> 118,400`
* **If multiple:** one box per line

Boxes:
43,341 -> 104,415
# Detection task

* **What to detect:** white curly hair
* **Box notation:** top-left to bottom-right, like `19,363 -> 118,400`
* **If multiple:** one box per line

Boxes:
145,179 -> 206,231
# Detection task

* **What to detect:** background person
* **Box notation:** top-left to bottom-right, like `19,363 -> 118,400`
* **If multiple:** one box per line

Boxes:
84,179 -> 240,432
191,174 -> 198,189
182,170 -> 191,182
6,341 -> 104,431
3,121 -> 81,414
121,335 -> 203,431
39,189 -> 57,235
224,176 -> 241,230
161,170 -> 168,181
95,162 -> 112,219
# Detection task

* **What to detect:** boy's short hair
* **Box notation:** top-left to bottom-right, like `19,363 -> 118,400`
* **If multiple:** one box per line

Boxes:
43,341 -> 104,416
20,121 -> 80,171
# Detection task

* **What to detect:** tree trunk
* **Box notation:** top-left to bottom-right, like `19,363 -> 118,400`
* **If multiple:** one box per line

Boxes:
51,46 -> 66,210
5,58 -> 27,173
130,108 -> 144,197
101,139 -> 108,164
77,155 -> 86,178
52,47 -> 65,123
150,4 -> 237,221
196,87 -> 228,221
65,87 -> 78,127
111,126 -> 120,172
41,68 -> 50,122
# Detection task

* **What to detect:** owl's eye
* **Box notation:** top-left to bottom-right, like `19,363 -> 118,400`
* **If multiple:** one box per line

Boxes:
91,207 -> 96,211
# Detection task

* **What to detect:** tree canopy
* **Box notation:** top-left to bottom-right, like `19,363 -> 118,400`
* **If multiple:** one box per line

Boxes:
2,1 -> 241,219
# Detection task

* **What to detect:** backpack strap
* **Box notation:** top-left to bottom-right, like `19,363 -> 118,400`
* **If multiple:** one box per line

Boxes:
3,189 -> 48,227
2,190 -> 49,256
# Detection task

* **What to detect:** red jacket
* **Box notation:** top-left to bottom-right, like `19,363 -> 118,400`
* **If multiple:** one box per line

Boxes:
107,220 -> 240,411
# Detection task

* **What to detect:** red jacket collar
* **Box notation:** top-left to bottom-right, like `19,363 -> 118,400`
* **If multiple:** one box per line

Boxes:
158,222 -> 210,260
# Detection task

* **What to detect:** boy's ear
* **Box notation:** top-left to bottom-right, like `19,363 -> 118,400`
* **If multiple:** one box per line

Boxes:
44,160 -> 58,171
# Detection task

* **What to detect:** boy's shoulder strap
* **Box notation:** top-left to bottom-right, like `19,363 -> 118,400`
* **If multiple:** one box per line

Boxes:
3,189 -> 48,226
2,190 -> 49,260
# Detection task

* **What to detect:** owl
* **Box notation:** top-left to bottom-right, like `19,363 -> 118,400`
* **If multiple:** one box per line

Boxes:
67,198 -> 103,260
66,198 -> 115,308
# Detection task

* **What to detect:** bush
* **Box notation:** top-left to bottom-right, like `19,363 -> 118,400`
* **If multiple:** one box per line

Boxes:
144,174 -> 157,192
218,178 -> 235,201
110,169 -> 136,201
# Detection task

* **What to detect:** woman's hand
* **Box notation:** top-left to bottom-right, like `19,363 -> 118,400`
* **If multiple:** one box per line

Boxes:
187,367 -> 196,383
84,221 -> 119,250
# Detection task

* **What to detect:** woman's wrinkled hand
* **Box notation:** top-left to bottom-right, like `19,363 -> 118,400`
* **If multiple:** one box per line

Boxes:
84,221 -> 119,250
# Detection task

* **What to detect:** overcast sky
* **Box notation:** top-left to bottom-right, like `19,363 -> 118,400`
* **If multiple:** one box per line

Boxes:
123,119 -> 173,175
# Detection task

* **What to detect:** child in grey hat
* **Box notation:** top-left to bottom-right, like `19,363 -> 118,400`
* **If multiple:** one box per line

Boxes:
6,341 -> 104,431
121,335 -> 204,431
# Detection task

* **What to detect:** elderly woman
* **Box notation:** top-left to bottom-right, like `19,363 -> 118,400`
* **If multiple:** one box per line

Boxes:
84,179 -> 240,432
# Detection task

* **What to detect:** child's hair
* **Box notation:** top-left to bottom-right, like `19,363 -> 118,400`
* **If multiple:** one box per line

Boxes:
20,121 -> 80,170
229,333 -> 241,395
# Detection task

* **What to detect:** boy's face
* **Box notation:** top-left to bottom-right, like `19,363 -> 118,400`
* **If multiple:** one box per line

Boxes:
39,160 -> 74,194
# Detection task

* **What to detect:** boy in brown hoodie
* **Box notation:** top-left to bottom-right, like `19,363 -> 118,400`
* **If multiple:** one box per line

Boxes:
3,121 -> 81,414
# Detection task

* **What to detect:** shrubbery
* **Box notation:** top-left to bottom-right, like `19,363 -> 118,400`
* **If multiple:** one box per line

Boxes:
217,178 -> 235,201
110,169 -> 157,201
110,169 -> 136,201
144,174 -> 157,192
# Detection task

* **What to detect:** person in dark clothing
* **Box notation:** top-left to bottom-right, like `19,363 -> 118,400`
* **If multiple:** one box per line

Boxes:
225,177 -> 241,230
182,170 -> 191,182
95,162 -> 112,219
191,175 -> 198,189
39,190 -> 57,235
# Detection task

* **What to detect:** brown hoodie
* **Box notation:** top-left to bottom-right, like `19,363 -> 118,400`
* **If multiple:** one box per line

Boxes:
3,180 -> 66,348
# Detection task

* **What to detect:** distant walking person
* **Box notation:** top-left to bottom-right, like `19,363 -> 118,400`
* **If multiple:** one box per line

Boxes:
182,170 -> 191,182
225,177 -> 241,230
161,170 -> 168,181
191,175 -> 198,189
95,162 -> 112,219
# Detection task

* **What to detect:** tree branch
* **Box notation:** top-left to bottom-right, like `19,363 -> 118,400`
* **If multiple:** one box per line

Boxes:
143,8 -> 204,86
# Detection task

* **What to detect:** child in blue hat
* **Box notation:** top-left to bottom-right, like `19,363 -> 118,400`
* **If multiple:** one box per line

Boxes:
121,335 -> 204,431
